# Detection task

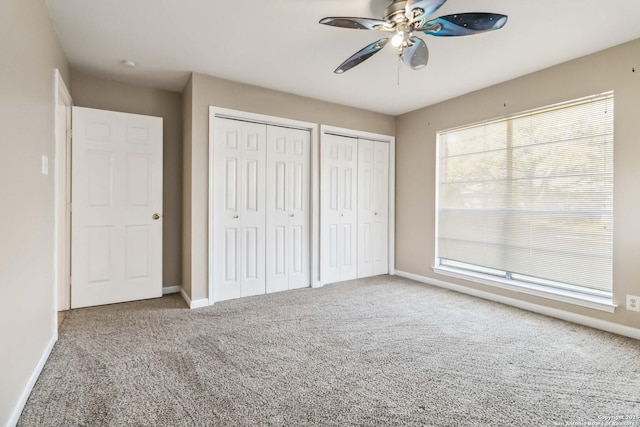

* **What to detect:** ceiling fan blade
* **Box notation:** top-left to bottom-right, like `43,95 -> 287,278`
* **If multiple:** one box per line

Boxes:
421,13 -> 508,36
402,37 -> 429,70
334,38 -> 390,74
405,0 -> 447,22
319,17 -> 393,31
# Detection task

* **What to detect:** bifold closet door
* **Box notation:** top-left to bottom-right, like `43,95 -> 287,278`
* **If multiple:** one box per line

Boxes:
212,117 -> 266,302
321,133 -> 358,285
266,126 -> 310,293
357,140 -> 390,278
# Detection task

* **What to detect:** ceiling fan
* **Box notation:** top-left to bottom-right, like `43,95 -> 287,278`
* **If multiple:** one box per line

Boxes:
319,0 -> 508,74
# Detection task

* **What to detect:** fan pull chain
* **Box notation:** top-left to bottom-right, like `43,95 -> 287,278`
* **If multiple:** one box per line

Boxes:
397,55 -> 401,86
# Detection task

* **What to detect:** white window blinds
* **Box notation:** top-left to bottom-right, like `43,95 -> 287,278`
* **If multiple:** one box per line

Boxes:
436,92 -> 614,294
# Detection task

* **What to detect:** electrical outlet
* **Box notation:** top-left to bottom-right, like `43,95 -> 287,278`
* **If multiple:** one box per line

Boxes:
626,295 -> 640,312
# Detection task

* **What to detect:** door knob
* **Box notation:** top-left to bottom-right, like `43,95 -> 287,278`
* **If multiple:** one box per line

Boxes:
290,214 -> 294,217
233,215 -> 239,219
152,213 -> 160,220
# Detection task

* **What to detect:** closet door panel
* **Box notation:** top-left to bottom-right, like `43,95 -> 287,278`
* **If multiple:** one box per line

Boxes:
340,140 -> 358,281
287,130 -> 310,289
213,119 -> 243,301
321,134 -> 344,285
321,134 -> 358,284
213,118 -> 266,301
357,139 -> 374,278
357,139 -> 390,278
372,141 -> 390,275
266,126 -> 310,293
266,131 -> 290,293
240,124 -> 266,297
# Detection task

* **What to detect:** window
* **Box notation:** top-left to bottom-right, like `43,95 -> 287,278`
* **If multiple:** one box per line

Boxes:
435,92 -> 614,309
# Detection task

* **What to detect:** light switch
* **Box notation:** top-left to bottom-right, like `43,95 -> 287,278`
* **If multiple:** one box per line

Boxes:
41,155 -> 49,175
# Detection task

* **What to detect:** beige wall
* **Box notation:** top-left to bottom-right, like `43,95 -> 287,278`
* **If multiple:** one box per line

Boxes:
183,72 -> 395,301
71,71 -> 183,288
396,38 -> 640,329
0,0 -> 70,424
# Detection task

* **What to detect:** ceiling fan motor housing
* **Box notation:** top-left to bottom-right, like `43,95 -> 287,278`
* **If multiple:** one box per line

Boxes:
385,0 -> 409,23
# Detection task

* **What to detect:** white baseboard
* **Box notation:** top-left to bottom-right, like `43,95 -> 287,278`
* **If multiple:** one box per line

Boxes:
7,334 -> 57,427
180,287 -> 209,309
190,298 -> 209,309
395,270 -> 640,341
162,285 -> 181,295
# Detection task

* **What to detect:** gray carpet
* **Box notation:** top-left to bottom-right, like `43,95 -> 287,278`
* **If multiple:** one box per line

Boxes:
19,275 -> 640,426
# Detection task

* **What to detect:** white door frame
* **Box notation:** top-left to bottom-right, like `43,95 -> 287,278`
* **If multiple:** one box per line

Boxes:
208,106 -> 320,305
320,125 -> 396,285
54,69 -> 73,312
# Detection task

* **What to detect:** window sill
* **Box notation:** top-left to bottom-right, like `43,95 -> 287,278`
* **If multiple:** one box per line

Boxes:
432,265 -> 616,313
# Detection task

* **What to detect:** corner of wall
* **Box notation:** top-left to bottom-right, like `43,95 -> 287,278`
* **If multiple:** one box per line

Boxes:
181,74 -> 194,300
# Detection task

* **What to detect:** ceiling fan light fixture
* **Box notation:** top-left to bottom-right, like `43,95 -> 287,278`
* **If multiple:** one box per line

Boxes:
391,32 -> 404,47
391,23 -> 411,48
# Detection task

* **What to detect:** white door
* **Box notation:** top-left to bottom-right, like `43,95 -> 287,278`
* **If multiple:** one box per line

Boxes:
321,133 -> 358,285
212,117 -> 266,302
71,107 -> 163,308
266,126 -> 310,293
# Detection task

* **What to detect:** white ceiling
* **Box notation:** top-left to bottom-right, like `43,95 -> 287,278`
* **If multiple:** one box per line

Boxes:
45,0 -> 640,116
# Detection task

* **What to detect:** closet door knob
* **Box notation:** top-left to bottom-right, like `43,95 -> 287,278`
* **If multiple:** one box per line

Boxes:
290,214 -> 294,217
152,213 -> 160,220
233,215 -> 239,219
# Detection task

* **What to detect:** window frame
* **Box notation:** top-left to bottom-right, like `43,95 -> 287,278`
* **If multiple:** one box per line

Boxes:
433,92 -> 616,312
